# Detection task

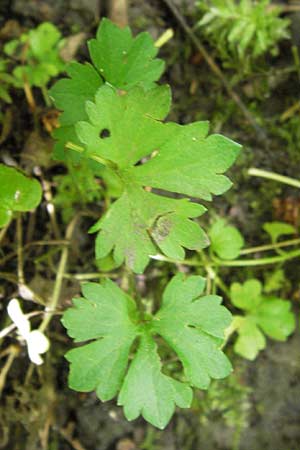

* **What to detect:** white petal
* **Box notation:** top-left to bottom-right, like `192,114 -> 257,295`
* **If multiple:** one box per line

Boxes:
27,345 -> 44,365
19,284 -> 35,301
27,330 -> 50,354
7,298 -> 30,338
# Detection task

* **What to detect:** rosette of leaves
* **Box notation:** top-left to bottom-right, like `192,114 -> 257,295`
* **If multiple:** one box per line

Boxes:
62,274 -> 232,429
230,279 -> 295,360
4,22 -> 65,88
0,164 -> 42,227
197,0 -> 290,67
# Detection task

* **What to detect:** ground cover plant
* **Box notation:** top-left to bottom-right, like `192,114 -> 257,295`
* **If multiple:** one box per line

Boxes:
0,2 -> 300,449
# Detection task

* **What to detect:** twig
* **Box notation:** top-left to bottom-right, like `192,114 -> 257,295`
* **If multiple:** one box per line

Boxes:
63,272 -> 118,280
0,311 -> 43,340
280,100 -> 300,122
109,0 -> 128,27
23,79 -> 36,112
39,216 -> 78,332
161,0 -> 267,142
0,345 -> 19,397
16,214 -> 24,285
0,239 -> 69,267
59,425 -> 87,450
0,221 -> 10,245
40,174 -> 61,239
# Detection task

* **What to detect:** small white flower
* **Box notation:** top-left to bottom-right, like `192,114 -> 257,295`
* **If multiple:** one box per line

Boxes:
7,299 -> 50,365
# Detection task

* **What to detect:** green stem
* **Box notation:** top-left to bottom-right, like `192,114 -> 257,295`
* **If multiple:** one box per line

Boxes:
240,238 -> 300,255
213,248 -> 300,267
200,252 -> 230,296
63,272 -> 118,280
152,247 -> 300,269
248,167 -> 300,189
41,85 -> 51,107
65,142 -> 118,170
150,254 -> 203,267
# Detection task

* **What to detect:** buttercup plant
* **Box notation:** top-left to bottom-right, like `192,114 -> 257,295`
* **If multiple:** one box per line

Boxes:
0,16 -> 298,433
50,18 -> 241,427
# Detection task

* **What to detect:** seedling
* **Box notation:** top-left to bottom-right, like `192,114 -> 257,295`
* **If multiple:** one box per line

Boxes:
4,22 -> 65,107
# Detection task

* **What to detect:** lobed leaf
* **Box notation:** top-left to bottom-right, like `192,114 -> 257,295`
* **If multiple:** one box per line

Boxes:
49,62 -> 103,160
118,334 -> 192,429
153,274 -> 232,389
50,18 -> 164,161
79,85 -> 240,272
88,18 -> 164,90
230,279 -> 295,360
62,275 -> 232,428
62,280 -> 138,400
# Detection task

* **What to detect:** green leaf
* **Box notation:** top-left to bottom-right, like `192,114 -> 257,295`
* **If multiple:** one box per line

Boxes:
232,316 -> 266,361
230,279 -> 262,311
152,274 -> 232,389
93,185 -> 208,273
230,279 -> 295,360
79,84 -> 240,272
49,62 -> 103,160
264,269 -> 286,293
209,218 -> 244,260
88,18 -> 164,90
263,221 -> 296,243
62,274 -> 232,428
0,164 -> 42,227
50,18 -> 165,162
77,84 -> 172,168
118,334 -> 192,429
28,22 -> 61,58
62,280 -> 138,401
9,22 -> 65,88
